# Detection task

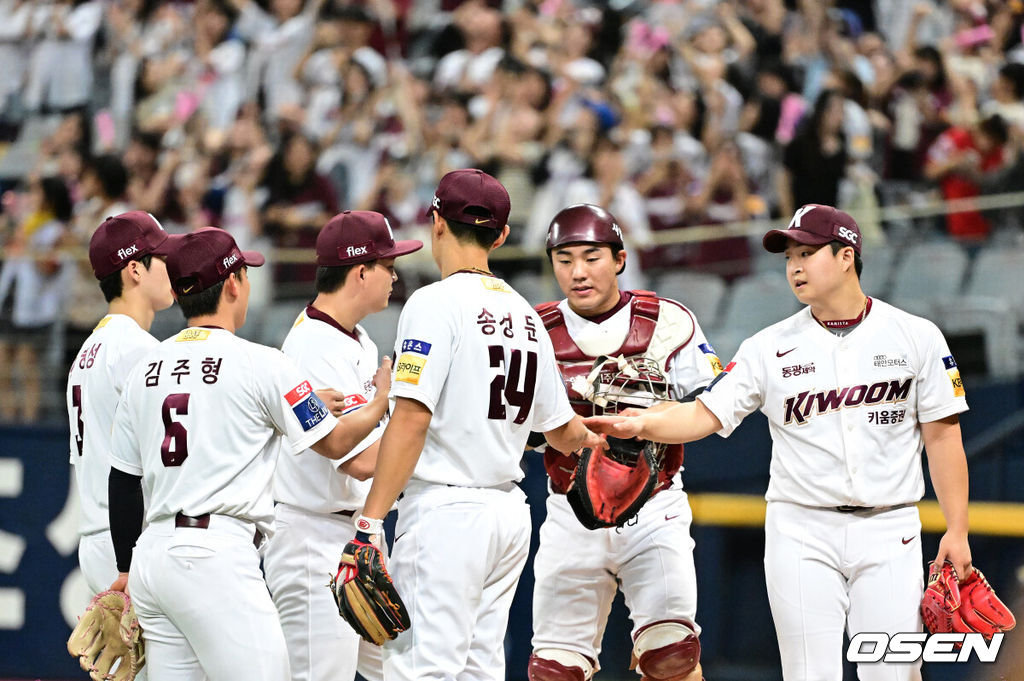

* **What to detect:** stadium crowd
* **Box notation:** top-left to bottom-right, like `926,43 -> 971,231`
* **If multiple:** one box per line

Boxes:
1,0 -> 1024,423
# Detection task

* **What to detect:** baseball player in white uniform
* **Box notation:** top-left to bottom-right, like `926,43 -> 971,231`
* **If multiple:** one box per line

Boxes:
106,228 -> 391,681
67,211 -> 182,601
263,210 -> 421,681
350,169 -> 604,681
587,205 -> 973,681
528,204 -> 721,681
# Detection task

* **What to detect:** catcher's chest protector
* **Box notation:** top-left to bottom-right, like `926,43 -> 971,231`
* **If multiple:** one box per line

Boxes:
537,293 -> 688,494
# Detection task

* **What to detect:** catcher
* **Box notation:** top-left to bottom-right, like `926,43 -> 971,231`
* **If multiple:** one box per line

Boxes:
67,590 -> 145,681
526,204 -> 722,681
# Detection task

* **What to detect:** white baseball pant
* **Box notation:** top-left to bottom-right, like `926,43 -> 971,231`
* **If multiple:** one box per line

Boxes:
532,487 -> 700,665
765,501 -> 923,681
383,482 -> 531,681
263,503 -> 383,681
128,515 -> 289,681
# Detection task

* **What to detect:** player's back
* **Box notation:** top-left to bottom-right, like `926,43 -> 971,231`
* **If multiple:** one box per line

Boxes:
392,272 -> 571,488
111,327 -> 332,534
66,314 -> 158,536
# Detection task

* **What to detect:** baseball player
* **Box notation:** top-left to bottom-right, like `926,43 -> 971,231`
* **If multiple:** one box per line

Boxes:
263,210 -> 421,681
349,169 -> 604,681
587,204 -> 973,681
106,227 -> 392,681
528,204 -> 721,681
66,211 -> 183,600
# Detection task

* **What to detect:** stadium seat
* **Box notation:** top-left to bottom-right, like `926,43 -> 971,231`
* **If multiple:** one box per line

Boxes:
654,270 -> 728,330
936,298 -> 1019,377
963,247 -> 1024,320
859,247 -> 895,298
889,242 -> 969,317
713,272 -> 801,343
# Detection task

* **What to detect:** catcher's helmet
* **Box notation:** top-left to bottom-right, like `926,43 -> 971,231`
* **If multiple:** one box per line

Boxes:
545,204 -> 624,250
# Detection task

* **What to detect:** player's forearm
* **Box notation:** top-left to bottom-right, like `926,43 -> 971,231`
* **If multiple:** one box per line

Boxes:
360,398 -> 431,520
108,468 -> 144,573
922,416 -> 970,533
543,415 -> 590,453
637,400 -> 722,444
313,397 -> 388,460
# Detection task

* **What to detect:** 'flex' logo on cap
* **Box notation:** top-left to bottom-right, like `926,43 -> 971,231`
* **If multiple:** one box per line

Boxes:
222,253 -> 239,269
117,244 -> 140,260
347,245 -> 369,257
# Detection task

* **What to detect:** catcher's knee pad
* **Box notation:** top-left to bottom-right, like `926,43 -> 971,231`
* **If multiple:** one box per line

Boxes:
528,649 -> 595,681
633,621 -> 701,681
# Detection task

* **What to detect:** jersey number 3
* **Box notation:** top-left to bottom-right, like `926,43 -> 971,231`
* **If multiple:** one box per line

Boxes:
161,393 -> 190,466
487,346 -> 537,425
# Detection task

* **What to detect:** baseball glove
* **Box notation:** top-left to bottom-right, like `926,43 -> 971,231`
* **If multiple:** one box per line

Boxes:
330,537 -> 411,645
921,561 -> 1016,639
67,590 -> 145,681
566,435 -> 659,530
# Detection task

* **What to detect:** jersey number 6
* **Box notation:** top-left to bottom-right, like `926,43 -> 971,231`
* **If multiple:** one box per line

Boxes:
487,346 -> 537,425
161,393 -> 190,467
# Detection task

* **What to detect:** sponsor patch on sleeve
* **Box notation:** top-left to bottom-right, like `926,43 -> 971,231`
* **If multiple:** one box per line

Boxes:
942,355 -> 965,397
395,353 -> 426,385
705,361 -> 735,392
699,342 -> 724,375
285,381 -> 330,431
401,338 -> 432,355
342,393 -> 368,413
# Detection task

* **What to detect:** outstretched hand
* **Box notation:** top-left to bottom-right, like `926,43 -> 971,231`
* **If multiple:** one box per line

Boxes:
583,414 -> 645,439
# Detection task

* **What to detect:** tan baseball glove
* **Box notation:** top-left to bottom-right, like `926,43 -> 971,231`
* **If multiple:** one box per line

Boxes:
67,590 -> 146,681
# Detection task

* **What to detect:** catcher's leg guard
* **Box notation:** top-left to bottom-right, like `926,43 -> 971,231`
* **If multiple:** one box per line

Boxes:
528,649 -> 595,681
633,621 -> 701,681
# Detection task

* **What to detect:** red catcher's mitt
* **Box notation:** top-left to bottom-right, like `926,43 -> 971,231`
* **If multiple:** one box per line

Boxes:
921,561 -> 1016,639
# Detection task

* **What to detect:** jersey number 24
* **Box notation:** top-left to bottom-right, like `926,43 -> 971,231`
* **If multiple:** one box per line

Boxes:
487,346 -> 537,425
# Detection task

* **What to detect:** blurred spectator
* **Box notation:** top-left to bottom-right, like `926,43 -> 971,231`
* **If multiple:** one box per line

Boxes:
778,88 -> 848,217
924,114 -> 1009,243
0,0 -> 35,139
0,176 -> 72,422
233,0 -> 322,125
433,4 -> 505,92
688,138 -> 755,279
23,0 -> 103,113
260,131 -> 338,297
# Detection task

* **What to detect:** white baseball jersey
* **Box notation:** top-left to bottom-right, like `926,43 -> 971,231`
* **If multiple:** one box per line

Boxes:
67,314 -> 159,536
391,272 -> 574,487
698,298 -> 968,507
108,327 -> 338,537
275,306 -> 385,512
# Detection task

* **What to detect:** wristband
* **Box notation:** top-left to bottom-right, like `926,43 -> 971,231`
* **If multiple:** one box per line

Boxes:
355,515 -> 384,535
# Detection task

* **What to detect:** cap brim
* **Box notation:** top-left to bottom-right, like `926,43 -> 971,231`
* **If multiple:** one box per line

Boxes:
241,250 -> 265,267
762,229 -> 833,253
379,239 -> 423,259
149,233 -> 187,256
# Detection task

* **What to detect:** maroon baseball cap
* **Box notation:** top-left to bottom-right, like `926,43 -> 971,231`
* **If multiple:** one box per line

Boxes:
316,211 -> 422,266
89,211 -> 185,279
166,227 -> 265,296
427,169 -> 511,230
763,204 -> 862,254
